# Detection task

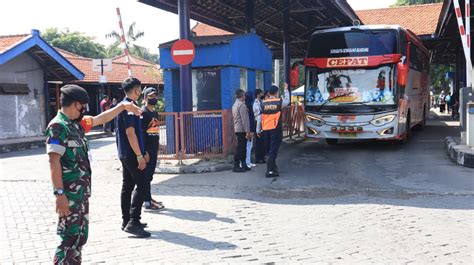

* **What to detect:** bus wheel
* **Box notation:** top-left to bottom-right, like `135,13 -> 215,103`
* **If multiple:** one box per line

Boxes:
404,113 -> 412,142
326,138 -> 339,145
415,106 -> 426,131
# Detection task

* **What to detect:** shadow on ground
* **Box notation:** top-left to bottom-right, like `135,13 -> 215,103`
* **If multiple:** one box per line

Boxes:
148,208 -> 235,223
147,230 -> 238,251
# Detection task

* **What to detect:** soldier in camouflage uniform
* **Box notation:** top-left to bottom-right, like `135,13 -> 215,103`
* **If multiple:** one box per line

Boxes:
46,85 -> 141,264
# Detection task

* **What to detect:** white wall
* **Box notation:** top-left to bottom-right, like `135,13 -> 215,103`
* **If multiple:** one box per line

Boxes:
0,53 -> 45,140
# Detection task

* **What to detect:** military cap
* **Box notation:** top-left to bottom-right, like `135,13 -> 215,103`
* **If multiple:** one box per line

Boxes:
60,85 -> 89,104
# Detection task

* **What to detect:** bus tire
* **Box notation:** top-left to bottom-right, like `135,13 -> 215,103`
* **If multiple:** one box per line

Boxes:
326,138 -> 339,145
415,106 -> 427,131
404,112 -> 412,142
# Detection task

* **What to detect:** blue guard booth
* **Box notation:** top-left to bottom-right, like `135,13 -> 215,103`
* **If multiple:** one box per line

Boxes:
159,33 -> 272,155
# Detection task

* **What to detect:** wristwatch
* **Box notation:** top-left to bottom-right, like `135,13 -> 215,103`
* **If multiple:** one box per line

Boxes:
137,155 -> 144,161
54,188 -> 65,196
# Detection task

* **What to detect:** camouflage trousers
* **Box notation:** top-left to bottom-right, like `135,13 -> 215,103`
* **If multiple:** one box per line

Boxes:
54,198 -> 89,265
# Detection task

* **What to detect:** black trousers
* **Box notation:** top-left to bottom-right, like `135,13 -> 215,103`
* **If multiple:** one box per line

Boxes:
143,151 -> 158,202
120,157 -> 147,224
234,132 -> 247,167
265,128 -> 283,171
255,133 -> 266,161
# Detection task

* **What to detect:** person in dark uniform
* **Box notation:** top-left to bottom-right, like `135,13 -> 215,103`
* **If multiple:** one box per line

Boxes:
261,83 -> 290,178
116,77 -> 151,238
141,87 -> 165,211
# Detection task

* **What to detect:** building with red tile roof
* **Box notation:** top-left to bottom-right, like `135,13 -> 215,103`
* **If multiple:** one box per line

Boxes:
0,34 -> 30,53
56,48 -> 162,85
0,30 -> 84,140
191,23 -> 232,37
356,3 -> 443,37
53,48 -> 162,115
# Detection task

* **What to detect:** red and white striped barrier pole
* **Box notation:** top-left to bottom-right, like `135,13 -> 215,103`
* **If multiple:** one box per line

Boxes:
453,0 -> 472,87
466,0 -> 471,87
116,7 -> 133,77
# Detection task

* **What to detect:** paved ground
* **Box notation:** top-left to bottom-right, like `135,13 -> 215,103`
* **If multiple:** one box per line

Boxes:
0,111 -> 473,264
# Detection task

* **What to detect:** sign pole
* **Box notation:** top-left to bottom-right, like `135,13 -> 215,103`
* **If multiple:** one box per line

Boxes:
178,0 -> 193,112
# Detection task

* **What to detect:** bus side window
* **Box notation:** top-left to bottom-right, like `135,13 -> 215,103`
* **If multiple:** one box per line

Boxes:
409,44 -> 423,72
399,31 -> 407,56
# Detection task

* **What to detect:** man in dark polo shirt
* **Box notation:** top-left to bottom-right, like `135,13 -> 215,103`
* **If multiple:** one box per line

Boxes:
116,77 -> 150,238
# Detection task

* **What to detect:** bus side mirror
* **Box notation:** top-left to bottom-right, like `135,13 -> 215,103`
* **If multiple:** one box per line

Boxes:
397,62 -> 408,87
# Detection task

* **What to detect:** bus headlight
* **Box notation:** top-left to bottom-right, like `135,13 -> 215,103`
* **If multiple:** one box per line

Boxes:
306,115 -> 325,126
370,114 -> 396,127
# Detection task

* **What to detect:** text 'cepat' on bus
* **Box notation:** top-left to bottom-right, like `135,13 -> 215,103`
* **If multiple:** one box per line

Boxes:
302,25 -> 430,144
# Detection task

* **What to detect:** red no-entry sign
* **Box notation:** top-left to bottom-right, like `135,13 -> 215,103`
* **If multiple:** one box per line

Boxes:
171,39 -> 195,65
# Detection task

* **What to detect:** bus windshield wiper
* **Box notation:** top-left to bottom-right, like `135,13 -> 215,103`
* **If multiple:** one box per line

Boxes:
343,101 -> 385,111
315,92 -> 355,112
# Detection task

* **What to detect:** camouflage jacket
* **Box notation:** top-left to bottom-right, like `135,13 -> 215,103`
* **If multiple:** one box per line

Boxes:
45,111 -> 91,202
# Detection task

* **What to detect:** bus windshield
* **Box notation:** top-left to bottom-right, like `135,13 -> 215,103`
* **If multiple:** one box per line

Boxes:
307,30 -> 398,58
305,66 -> 397,107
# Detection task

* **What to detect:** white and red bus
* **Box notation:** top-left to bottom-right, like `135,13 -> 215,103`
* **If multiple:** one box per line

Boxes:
303,25 -> 430,144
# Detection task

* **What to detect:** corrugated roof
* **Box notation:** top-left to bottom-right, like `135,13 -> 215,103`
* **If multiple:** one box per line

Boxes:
140,0 -> 359,58
356,3 -> 443,36
159,34 -> 245,49
192,3 -> 443,38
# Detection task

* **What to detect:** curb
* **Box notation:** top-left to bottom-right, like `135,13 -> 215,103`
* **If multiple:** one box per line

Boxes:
445,137 -> 474,168
0,132 -> 113,154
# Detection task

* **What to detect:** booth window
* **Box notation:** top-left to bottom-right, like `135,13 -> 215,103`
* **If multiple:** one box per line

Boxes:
0,83 -> 30,95
240,68 -> 248,91
192,69 -> 222,111
256,71 -> 264,90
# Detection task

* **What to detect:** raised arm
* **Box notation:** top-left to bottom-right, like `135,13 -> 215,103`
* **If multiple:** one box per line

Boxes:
91,102 -> 141,127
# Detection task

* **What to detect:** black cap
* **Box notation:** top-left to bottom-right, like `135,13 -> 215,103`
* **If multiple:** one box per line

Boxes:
60,85 -> 89,104
143,87 -> 158,96
269,85 -> 279,94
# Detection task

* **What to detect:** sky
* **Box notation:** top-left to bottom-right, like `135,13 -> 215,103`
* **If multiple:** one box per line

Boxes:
0,0 -> 396,54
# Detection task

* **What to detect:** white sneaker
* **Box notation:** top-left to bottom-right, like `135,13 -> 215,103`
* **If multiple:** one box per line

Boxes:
247,163 -> 257,168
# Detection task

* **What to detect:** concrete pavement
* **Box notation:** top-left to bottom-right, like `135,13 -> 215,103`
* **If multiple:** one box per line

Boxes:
0,112 -> 473,264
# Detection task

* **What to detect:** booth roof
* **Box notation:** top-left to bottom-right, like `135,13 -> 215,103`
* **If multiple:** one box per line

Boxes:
159,34 -> 246,49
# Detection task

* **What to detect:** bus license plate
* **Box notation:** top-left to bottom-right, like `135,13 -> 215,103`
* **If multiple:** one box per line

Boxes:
339,132 -> 357,137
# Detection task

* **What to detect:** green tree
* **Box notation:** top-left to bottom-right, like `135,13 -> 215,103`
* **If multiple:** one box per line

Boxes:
42,28 -> 106,58
393,0 -> 443,6
430,64 -> 452,93
105,22 -> 160,64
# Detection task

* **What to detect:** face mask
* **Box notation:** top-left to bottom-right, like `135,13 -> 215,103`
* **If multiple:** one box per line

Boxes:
75,104 -> 86,122
147,98 -> 158,105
